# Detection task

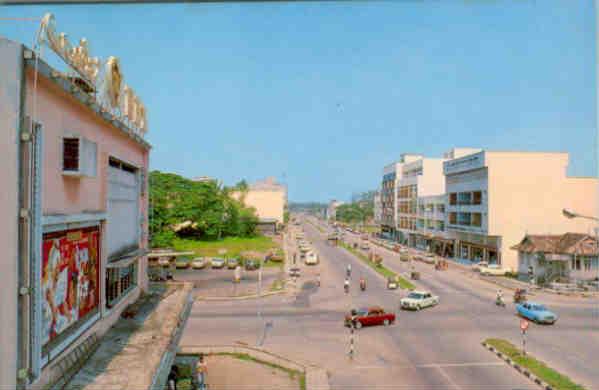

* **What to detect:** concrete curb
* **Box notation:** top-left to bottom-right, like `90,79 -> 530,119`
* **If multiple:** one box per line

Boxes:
178,344 -> 331,390
195,288 -> 289,301
481,342 -> 554,390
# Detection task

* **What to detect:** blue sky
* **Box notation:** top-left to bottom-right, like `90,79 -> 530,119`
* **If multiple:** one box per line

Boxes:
1,1 -> 596,202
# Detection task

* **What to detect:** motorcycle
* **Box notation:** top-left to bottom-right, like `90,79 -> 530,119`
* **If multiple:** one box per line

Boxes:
360,278 -> 366,291
344,283 -> 350,294
495,296 -> 506,307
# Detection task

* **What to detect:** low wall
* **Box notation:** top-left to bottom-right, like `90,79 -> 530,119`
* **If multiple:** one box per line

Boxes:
178,345 -> 330,390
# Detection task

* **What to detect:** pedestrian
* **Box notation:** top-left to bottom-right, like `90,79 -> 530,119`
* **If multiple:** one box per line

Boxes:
196,354 -> 208,390
167,365 -> 178,390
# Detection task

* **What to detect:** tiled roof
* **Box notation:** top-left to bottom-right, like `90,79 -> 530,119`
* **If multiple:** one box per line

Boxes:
511,233 -> 597,256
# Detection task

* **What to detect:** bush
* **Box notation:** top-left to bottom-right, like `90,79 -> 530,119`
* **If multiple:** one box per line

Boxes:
151,230 -> 176,248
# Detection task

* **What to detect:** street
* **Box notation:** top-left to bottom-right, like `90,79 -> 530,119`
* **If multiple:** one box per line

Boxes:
180,217 -> 599,389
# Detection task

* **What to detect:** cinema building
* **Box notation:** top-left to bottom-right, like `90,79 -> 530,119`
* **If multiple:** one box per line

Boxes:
1,25 -> 150,389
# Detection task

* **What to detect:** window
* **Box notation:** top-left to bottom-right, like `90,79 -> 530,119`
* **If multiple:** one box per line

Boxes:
457,212 -> 471,226
437,204 -> 445,213
62,136 -> 97,177
584,258 -> 592,271
449,193 -> 457,205
449,212 -> 457,224
63,137 -> 79,171
438,221 -> 445,231
457,192 -> 472,205
106,263 -> 137,307
473,191 -> 482,205
472,213 -> 482,227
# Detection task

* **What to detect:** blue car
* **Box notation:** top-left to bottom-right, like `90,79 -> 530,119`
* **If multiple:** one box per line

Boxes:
516,302 -> 558,324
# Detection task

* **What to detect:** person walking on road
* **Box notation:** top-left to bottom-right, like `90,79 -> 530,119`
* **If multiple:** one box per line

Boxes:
167,365 -> 178,390
196,354 -> 208,390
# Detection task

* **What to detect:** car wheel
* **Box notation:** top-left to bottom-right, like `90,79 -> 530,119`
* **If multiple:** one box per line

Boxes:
383,319 -> 390,326
355,321 -> 362,329
416,305 -> 422,311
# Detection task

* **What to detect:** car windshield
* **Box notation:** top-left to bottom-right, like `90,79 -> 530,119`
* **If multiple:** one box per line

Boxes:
408,293 -> 423,299
533,305 -> 547,311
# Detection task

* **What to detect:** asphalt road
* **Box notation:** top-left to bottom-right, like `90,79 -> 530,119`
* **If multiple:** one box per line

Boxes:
180,216 -> 599,389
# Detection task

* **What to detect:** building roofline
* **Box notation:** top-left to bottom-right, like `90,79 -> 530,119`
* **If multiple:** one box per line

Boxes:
484,150 -> 568,155
567,176 -> 597,180
21,43 -> 151,150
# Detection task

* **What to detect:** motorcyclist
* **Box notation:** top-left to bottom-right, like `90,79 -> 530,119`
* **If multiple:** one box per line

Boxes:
496,289 -> 504,305
317,273 -> 321,287
347,264 -> 352,277
344,278 -> 350,292
360,277 -> 366,290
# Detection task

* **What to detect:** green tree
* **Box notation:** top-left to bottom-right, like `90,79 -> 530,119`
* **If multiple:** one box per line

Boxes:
148,171 -> 259,247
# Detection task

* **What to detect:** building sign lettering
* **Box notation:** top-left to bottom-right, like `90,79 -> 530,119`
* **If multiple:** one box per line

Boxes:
38,13 -> 148,137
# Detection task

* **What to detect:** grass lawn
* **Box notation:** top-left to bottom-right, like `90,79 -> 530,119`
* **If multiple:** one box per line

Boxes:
484,338 -> 586,390
172,236 -> 281,258
339,242 -> 415,290
215,352 -> 306,390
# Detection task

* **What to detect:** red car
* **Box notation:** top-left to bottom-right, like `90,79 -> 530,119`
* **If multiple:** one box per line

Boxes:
344,306 -> 396,329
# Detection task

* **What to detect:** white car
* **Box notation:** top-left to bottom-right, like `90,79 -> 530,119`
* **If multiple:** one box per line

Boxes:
361,243 -> 370,250
158,257 -> 171,268
191,257 -> 207,269
480,264 -> 509,276
474,261 -> 488,272
305,251 -> 319,265
421,254 -> 436,264
400,291 -> 439,311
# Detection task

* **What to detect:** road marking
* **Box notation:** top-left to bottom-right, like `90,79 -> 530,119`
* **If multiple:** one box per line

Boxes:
436,365 -> 462,390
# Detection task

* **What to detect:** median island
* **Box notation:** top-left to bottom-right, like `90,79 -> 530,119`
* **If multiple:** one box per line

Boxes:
339,241 -> 415,290
483,338 -> 586,390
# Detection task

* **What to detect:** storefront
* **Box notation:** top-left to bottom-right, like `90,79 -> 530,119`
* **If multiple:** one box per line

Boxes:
431,237 -> 454,258
411,233 -> 432,251
448,231 -> 501,265
456,241 -> 499,264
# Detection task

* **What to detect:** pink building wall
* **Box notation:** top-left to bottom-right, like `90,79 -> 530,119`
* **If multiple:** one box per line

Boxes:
25,69 -> 148,216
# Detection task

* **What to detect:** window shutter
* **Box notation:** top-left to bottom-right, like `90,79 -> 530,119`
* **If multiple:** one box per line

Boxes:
80,137 -> 97,177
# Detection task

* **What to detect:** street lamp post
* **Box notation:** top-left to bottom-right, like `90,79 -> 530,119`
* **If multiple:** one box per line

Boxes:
562,209 -> 599,293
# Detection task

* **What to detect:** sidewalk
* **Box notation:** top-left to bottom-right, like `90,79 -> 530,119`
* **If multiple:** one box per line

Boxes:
368,238 -> 599,298
65,283 -> 193,390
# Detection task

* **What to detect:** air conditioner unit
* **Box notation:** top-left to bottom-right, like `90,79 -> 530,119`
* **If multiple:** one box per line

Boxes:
62,135 -> 97,177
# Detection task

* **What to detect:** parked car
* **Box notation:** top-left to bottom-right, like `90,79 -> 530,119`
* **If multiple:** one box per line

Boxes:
361,242 -> 370,250
421,254 -> 436,264
244,259 -> 260,271
289,267 -> 301,277
211,258 -> 226,269
227,257 -> 240,269
158,256 -> 171,268
305,251 -> 319,265
516,302 -> 558,324
175,257 -> 191,269
387,277 -> 399,290
474,261 -> 489,272
344,306 -> 396,329
480,264 -> 508,276
191,257 -> 207,269
400,291 -> 439,310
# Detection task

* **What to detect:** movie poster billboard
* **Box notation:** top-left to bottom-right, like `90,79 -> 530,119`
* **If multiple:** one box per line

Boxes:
42,227 -> 100,346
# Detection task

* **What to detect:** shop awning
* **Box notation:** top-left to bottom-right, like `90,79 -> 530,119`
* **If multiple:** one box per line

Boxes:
107,248 -> 149,268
